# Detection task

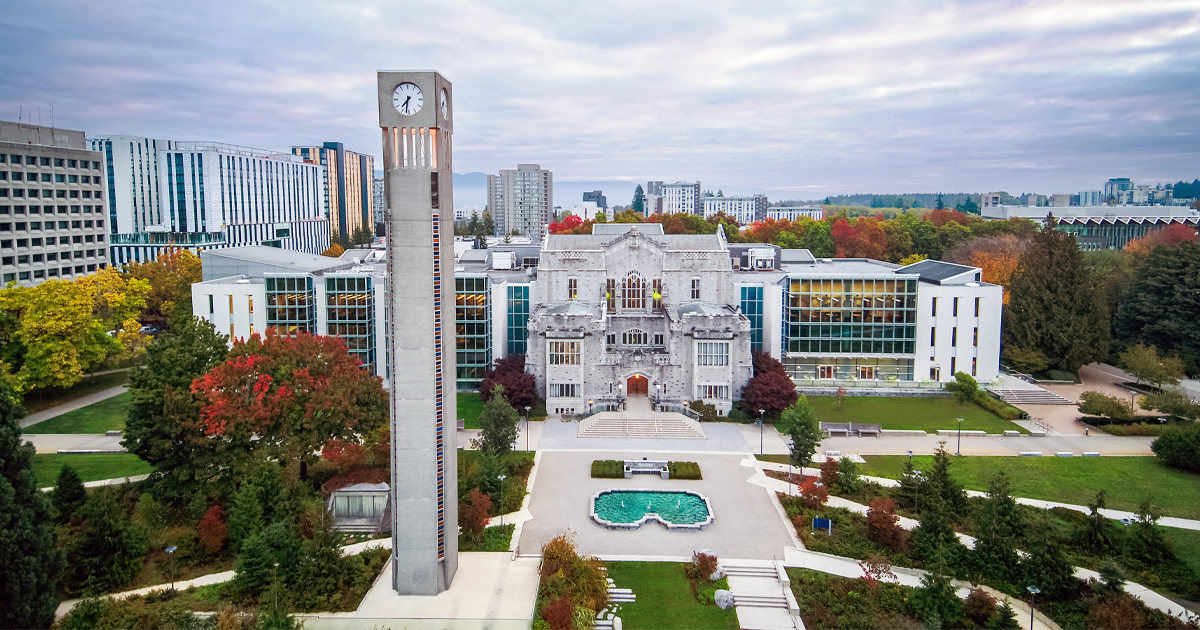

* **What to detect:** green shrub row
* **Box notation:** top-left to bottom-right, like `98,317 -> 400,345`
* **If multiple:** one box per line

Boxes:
590,460 -> 624,478
668,461 -> 702,480
974,391 -> 1025,420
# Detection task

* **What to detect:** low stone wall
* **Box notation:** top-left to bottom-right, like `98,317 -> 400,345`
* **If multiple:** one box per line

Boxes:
794,387 -> 950,398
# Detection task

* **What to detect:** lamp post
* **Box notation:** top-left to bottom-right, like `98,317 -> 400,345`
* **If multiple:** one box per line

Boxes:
525,406 -> 531,451
758,408 -> 766,456
787,440 -> 795,496
498,474 -> 507,526
956,417 -> 964,456
1026,585 -> 1041,630
165,545 -> 178,592
1121,517 -> 1131,562
1129,390 -> 1138,413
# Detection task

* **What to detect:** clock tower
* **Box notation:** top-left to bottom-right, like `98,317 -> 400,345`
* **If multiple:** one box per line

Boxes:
377,70 -> 458,595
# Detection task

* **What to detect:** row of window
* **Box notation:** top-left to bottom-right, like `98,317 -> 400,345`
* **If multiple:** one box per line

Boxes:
548,340 -> 580,365
0,155 -> 100,169
930,297 -> 981,318
0,172 -> 100,184
2,250 -> 103,265
605,329 -> 666,346
930,327 -> 979,347
0,219 -> 103,231
929,358 -> 978,379
2,235 -> 104,248
0,204 -> 101,215
0,188 -> 101,199
696,384 -> 730,400
548,383 -> 580,398
3,264 -> 100,283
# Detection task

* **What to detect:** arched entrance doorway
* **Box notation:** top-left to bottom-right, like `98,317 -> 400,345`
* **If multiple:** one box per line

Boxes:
626,374 -> 649,396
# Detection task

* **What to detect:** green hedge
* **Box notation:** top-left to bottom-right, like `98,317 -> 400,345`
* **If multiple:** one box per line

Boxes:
591,460 -> 624,478
668,461 -> 702,480
973,391 -> 1025,420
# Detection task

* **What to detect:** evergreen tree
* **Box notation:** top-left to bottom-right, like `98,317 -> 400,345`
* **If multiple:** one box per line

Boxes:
935,194 -> 945,210
481,211 -> 495,236
1115,241 -> 1200,367
1127,499 -> 1169,564
913,475 -> 966,566
228,464 -> 288,553
781,395 -> 821,470
0,381 -> 64,628
911,550 -> 964,627
466,211 -> 481,237
232,520 -> 303,598
895,457 -> 923,512
631,185 -> 645,213
1075,490 -> 1118,554
972,472 -> 1022,584
52,463 -> 88,524
927,446 -> 968,514
984,601 -> 1022,630
1022,518 -> 1076,597
293,509 -> 353,611
1004,216 -> 1109,372
121,315 -> 229,502
803,222 -> 835,258
77,488 -> 149,595
477,385 -> 519,455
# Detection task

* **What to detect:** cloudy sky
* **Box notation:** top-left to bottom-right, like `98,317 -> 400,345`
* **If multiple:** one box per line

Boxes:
2,0 -> 1198,201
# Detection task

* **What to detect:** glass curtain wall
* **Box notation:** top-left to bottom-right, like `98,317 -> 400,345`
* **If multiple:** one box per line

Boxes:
740,286 -> 763,352
266,276 -> 316,334
782,276 -> 918,380
325,276 -> 375,371
507,285 -> 529,355
455,276 -> 491,388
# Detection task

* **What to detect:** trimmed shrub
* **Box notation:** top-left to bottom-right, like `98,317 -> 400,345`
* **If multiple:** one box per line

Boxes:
590,460 -> 623,479
1151,422 -> 1200,472
1045,369 -> 1078,382
668,461 -> 702,480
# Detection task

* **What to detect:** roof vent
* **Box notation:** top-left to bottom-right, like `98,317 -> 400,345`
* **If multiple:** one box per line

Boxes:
966,282 -> 980,287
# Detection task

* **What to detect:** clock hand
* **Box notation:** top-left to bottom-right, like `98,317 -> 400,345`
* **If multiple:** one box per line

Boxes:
403,95 -> 411,113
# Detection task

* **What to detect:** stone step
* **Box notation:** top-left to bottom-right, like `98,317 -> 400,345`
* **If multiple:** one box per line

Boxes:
733,594 -> 789,608
724,568 -> 779,578
578,412 -> 707,439
992,389 -> 1073,405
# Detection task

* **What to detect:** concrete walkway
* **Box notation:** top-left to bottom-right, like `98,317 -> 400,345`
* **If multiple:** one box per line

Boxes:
20,385 -> 128,429
23,433 -> 126,454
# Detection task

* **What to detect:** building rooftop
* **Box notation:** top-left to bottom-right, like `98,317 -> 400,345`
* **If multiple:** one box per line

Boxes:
983,205 -> 1199,220
897,259 -> 977,284
0,121 -> 88,150
592,223 -> 665,236
200,246 -> 349,281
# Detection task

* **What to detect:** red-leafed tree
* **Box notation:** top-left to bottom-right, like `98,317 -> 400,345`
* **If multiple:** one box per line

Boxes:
866,497 -> 908,550
853,217 -> 888,260
820,457 -> 840,488
798,479 -> 828,508
191,330 -> 388,470
459,487 -> 492,540
198,504 -> 228,555
831,218 -> 857,257
740,352 -> 797,420
548,214 -> 584,234
479,354 -> 538,409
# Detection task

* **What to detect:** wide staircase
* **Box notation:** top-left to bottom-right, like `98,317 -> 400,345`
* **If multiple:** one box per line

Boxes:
990,388 -> 1074,405
577,396 -> 706,439
724,561 -> 803,630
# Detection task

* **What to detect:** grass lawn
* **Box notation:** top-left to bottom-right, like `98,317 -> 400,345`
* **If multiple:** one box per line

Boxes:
23,391 -> 131,434
805,395 -> 1028,434
604,561 -> 738,630
22,370 -> 132,414
861,455 -> 1200,520
458,392 -> 485,429
1163,528 -> 1200,581
32,453 -> 154,487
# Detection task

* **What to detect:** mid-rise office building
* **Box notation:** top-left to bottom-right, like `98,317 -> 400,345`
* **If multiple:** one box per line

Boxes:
583,190 -> 607,209
982,204 -> 1200,250
766,206 -> 824,222
1104,178 -> 1133,201
90,136 -> 331,263
373,176 -> 386,226
487,164 -> 553,237
1,122 -> 111,285
702,194 -> 768,224
292,143 -> 374,242
1079,190 -> 1102,206
662,181 -> 701,215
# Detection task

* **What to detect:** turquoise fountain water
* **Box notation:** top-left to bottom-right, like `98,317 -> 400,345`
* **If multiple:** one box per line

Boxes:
593,490 -> 710,525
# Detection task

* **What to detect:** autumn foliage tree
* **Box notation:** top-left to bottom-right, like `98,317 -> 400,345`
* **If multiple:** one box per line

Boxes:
123,247 -> 201,324
479,354 -> 538,410
866,497 -> 907,550
458,487 -> 492,541
198,504 -> 228,555
740,352 -> 797,420
191,331 -> 388,475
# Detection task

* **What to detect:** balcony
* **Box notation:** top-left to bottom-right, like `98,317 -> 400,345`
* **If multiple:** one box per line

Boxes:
109,231 -> 227,246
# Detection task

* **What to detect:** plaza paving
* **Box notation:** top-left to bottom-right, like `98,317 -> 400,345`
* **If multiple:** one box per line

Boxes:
517,450 -> 797,560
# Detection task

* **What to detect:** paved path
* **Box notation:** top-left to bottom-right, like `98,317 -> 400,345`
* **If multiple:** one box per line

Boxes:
23,433 -> 126,454
20,385 -> 128,429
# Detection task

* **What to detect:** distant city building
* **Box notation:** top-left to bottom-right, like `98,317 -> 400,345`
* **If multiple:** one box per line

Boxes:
1051,193 -> 1072,207
86,135 -> 176,238
982,204 -> 1200,250
661,181 -> 700,215
981,193 -> 1002,209
373,177 -> 385,224
1,122 -> 111,285
1078,190 -> 1102,206
766,206 -> 824,222
487,163 -> 553,237
582,190 -> 607,209
455,205 -> 480,224
1104,178 -> 1133,201
646,181 -> 663,196
292,143 -> 374,241
702,194 -> 768,224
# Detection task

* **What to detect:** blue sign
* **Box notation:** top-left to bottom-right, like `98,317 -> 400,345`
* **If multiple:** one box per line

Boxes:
812,517 -> 833,535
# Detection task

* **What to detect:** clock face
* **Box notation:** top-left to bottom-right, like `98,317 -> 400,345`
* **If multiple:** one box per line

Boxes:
440,88 -> 449,118
392,82 -> 423,116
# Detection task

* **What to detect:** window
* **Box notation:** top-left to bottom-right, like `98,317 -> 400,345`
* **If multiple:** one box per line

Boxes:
931,297 -> 937,316
249,324 -> 255,336
567,277 -> 577,300
950,357 -> 956,375
972,358 -> 977,377
46,252 -> 56,261
548,340 -> 580,365
621,272 -> 646,310
696,384 -> 730,400
653,334 -> 664,346
31,238 -> 40,246
32,254 -> 42,263
230,323 -> 235,338
973,327 -> 978,347
228,295 -> 234,313
40,157 -> 50,166
953,297 -> 959,316
54,158 -> 63,167
548,383 -> 579,398
248,297 -> 253,314
691,277 -> 701,300
17,255 -> 27,264
974,297 -> 980,317
606,333 -> 616,346
930,328 -> 936,345
696,341 -> 729,366
622,329 -> 647,345
92,161 -> 100,170
952,327 -> 957,347
605,278 -> 616,312
209,295 -> 214,314
930,366 -> 940,380
652,279 -> 662,310
857,366 -> 877,379
817,365 -> 835,379
67,159 -> 76,168
1,257 -> 11,265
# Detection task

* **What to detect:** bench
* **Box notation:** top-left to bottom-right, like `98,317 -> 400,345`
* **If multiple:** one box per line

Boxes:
1083,452 -> 1101,457
1055,451 -> 1073,457
1003,430 -> 1021,437
1019,451 -> 1043,457
624,459 -> 669,479
457,418 -> 465,431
